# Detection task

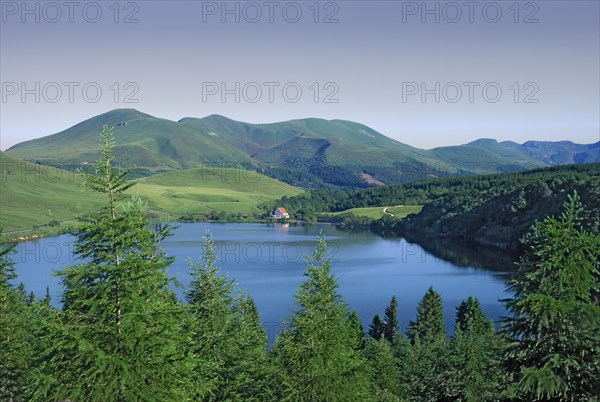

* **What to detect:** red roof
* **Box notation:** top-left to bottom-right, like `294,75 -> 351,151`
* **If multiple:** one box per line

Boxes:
276,207 -> 288,214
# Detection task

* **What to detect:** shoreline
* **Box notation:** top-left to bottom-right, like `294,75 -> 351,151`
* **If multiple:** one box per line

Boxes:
5,217 -> 312,243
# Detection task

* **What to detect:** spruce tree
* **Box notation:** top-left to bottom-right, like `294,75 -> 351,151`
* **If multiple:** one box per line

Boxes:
0,230 -> 33,401
405,339 -> 449,402
273,234 -> 372,401
383,295 -> 399,342
368,314 -> 385,340
42,286 -> 51,306
408,286 -> 446,344
405,287 -> 448,401
446,297 -> 503,401
228,291 -> 276,400
364,337 -> 403,401
455,296 -> 492,335
348,310 -> 366,350
186,231 -> 236,399
502,191 -> 600,401
30,125 -> 196,400
186,232 -> 273,401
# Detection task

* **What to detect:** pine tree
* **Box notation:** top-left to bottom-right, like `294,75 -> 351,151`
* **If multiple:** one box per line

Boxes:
364,337 -> 403,401
405,287 -> 449,401
455,296 -> 492,335
228,291 -> 276,400
0,230 -> 33,401
389,333 -> 413,400
348,309 -> 366,350
42,286 -> 51,306
186,231 -> 236,399
502,191 -> 600,401
405,338 -> 449,402
30,125 -> 196,400
368,314 -> 385,340
273,234 -> 372,401
383,295 -> 399,342
186,232 -> 273,400
446,297 -> 503,401
408,286 -> 446,344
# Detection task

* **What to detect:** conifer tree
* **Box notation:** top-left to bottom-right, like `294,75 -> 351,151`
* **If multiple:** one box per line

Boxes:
502,191 -> 600,401
405,339 -> 449,402
408,286 -> 445,344
446,297 -> 503,401
455,296 -> 492,335
364,337 -> 403,401
228,291 -> 276,400
186,232 -> 236,399
273,234 -> 372,401
186,232 -> 273,401
383,295 -> 399,342
0,230 -> 33,401
31,125 -> 196,400
349,309 -> 366,350
42,286 -> 51,306
405,286 -> 448,401
368,314 -> 385,340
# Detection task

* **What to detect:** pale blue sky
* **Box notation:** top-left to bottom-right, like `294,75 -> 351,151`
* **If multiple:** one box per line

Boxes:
1,0 -> 598,150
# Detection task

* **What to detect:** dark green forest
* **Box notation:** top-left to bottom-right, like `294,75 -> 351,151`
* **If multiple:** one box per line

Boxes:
2,128 -> 599,401
265,163 -> 600,252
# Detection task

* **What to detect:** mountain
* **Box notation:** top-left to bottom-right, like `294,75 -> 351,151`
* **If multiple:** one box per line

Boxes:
177,114 -> 452,186
178,114 -> 433,164
463,138 -> 600,165
6,109 -> 599,188
7,109 -> 251,170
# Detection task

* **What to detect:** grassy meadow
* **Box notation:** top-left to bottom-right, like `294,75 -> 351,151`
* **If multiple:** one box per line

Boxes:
1,152 -> 302,233
328,205 -> 423,219
133,167 -> 302,216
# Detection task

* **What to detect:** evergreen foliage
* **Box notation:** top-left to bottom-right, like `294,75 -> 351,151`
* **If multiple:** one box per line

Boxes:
383,295 -> 399,342
502,191 -> 600,401
408,286 -> 446,344
29,125 -> 195,400
3,126 -> 599,401
272,234 -> 372,401
268,163 -> 600,251
368,314 -> 385,340
186,232 -> 274,400
446,297 -> 504,401
0,230 -> 33,401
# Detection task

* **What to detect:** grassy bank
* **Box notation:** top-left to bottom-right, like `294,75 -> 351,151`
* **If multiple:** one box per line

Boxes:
2,152 -> 302,236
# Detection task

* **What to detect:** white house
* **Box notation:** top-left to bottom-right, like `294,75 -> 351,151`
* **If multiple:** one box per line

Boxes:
273,207 -> 290,219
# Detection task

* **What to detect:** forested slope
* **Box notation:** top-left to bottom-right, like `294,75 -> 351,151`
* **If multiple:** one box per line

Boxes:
268,163 -> 600,251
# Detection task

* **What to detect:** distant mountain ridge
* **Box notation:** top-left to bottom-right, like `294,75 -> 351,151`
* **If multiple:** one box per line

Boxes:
6,109 -> 599,188
464,138 -> 599,165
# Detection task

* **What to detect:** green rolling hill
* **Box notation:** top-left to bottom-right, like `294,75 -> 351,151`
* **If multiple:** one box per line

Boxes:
6,109 -> 599,188
462,138 -> 599,165
7,109 -> 251,170
0,151 -> 104,230
133,167 -> 302,216
1,152 -> 301,231
180,114 -> 458,187
179,114 -> 434,164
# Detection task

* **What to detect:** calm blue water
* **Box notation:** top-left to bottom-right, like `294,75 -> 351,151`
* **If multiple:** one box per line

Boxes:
11,223 -> 512,339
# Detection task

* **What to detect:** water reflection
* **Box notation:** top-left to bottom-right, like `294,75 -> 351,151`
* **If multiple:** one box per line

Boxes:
11,222 -> 512,342
401,231 -> 518,280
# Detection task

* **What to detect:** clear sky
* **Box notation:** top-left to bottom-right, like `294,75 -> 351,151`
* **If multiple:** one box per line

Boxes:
1,0 -> 599,150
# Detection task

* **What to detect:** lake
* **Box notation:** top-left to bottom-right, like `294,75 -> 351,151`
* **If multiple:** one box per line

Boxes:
11,222 -> 514,340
